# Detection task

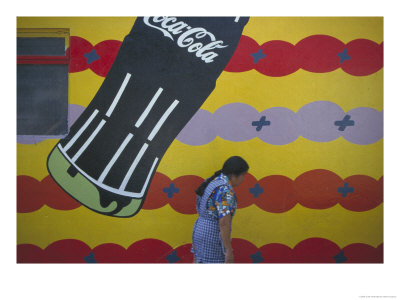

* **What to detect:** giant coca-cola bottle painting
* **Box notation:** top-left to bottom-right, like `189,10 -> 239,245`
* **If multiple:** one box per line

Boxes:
47,16 -> 249,217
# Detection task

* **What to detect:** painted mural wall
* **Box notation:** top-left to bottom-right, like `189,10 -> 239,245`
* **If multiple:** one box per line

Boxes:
17,16 -> 383,263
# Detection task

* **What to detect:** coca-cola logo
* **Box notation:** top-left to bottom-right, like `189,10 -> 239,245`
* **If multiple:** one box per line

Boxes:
143,17 -> 229,64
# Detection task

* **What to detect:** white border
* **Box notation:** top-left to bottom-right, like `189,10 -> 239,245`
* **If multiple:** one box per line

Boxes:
5,2 -> 399,300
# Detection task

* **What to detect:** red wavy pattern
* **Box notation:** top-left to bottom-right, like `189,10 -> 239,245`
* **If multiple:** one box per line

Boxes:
224,35 -> 383,76
17,170 -> 383,213
16,238 -> 383,263
17,175 -> 81,212
67,35 -> 383,78
68,36 -> 121,77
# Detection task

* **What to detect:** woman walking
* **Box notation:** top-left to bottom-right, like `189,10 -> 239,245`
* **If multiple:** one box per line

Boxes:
191,156 -> 249,263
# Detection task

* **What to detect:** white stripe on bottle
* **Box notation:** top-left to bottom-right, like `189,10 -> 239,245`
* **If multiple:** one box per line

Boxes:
63,109 -> 98,152
106,73 -> 132,117
98,133 -> 134,183
135,87 -> 163,128
147,99 -> 179,141
71,119 -> 106,162
119,143 -> 149,191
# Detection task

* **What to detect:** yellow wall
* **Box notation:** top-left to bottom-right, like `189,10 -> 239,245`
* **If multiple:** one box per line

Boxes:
17,17 -> 383,258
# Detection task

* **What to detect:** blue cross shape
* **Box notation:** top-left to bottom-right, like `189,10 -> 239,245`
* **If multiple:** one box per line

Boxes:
337,49 -> 352,63
333,250 -> 348,263
166,250 -> 180,263
163,183 -> 179,198
252,116 -> 271,131
84,252 -> 97,263
249,184 -> 264,198
334,115 -> 355,131
250,251 -> 264,263
250,49 -> 267,64
337,182 -> 354,197
84,49 -> 100,64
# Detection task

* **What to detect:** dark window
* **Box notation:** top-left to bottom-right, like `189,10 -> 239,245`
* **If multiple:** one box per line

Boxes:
17,29 -> 70,136
17,37 -> 66,56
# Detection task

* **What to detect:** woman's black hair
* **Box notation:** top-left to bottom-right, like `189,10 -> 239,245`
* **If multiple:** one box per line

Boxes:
195,156 -> 249,196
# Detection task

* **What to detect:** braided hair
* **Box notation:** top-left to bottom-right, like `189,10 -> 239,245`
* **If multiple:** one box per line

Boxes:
195,156 -> 249,196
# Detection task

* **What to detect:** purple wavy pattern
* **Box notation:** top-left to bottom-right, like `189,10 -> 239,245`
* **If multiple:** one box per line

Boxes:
17,104 -> 86,144
17,102 -> 383,146
176,101 -> 383,145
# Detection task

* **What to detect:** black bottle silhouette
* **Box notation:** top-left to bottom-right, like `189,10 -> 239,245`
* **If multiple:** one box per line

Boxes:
47,17 -> 249,217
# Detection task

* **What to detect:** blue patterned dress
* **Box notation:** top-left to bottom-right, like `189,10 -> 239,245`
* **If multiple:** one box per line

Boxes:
191,173 -> 237,263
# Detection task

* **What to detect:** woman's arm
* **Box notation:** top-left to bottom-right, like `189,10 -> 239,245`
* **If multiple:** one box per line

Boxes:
219,214 -> 234,263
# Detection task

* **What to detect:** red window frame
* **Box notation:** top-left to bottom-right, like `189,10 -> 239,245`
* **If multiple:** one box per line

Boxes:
17,29 -> 70,65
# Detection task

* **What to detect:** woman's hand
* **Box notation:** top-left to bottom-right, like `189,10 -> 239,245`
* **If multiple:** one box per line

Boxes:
225,248 -> 234,263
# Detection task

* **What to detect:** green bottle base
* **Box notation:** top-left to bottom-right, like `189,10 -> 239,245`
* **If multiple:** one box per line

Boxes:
47,145 -> 144,218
